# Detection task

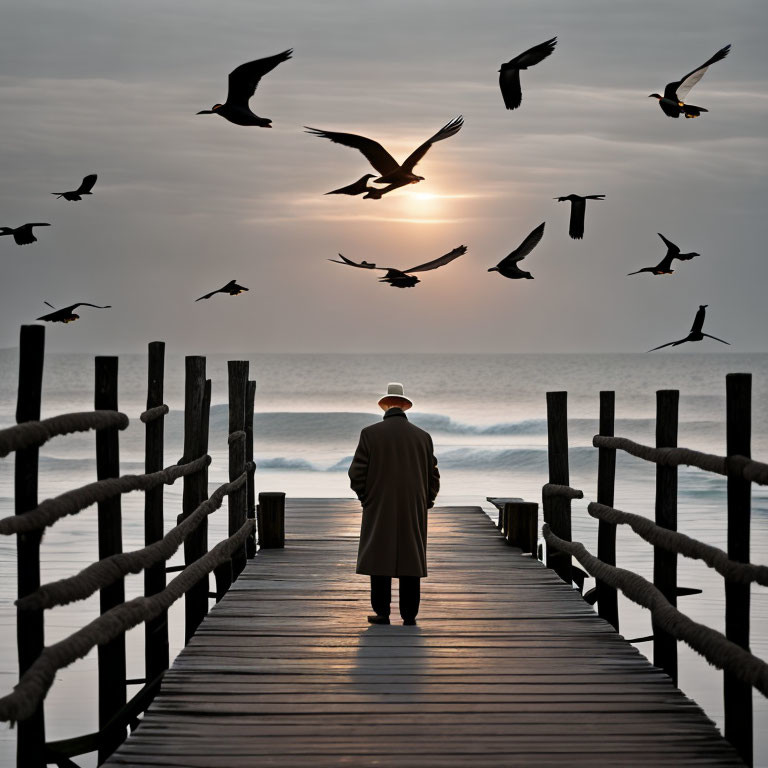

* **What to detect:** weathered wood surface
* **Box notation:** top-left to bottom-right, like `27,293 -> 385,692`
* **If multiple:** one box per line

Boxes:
107,500 -> 741,767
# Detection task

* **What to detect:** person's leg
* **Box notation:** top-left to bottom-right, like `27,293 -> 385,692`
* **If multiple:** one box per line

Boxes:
370,575 -> 392,618
398,576 -> 421,622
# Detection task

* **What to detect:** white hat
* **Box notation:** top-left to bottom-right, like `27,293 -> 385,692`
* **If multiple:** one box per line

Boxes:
378,382 -> 413,410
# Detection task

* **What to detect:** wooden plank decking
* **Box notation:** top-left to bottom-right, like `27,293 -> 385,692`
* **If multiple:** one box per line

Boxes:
107,500 -> 742,767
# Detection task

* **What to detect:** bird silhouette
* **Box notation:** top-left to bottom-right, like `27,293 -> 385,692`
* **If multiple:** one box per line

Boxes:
37,301 -> 111,324
52,174 -> 97,201
195,279 -> 249,302
649,45 -> 730,118
0,223 -> 50,246
627,233 -> 699,276
306,116 -> 463,193
329,246 -> 467,288
488,223 -> 545,279
499,37 -> 557,110
554,194 -> 605,240
196,50 -> 292,126
647,305 -> 729,351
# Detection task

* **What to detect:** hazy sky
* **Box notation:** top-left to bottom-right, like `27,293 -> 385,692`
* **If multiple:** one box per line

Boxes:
1,0 -> 766,354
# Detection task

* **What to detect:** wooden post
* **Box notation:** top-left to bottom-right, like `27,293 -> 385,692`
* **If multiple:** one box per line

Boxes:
545,392 -> 571,583
143,342 -> 168,682
228,362 -> 249,577
505,501 -> 538,554
724,373 -> 752,766
653,389 -> 678,684
15,325 -> 46,768
596,391 -> 619,631
95,356 -> 126,763
245,380 -> 257,559
181,356 -> 208,643
258,492 -> 285,548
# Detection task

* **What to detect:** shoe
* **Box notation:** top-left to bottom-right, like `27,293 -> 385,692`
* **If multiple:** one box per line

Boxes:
367,614 -> 390,625
402,618 -> 417,626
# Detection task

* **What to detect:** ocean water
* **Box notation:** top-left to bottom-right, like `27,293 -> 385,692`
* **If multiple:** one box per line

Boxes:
0,350 -> 766,765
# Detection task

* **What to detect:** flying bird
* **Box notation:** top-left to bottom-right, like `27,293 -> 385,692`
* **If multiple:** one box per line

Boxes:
499,37 -> 557,110
195,279 -> 249,302
0,223 -> 50,246
51,174 -> 97,201
196,49 -> 292,126
627,233 -> 699,276
647,305 -> 729,352
488,223 -> 545,279
554,194 -> 605,240
36,301 -> 111,324
649,44 -> 730,118
305,116 -> 463,193
329,246 -> 467,288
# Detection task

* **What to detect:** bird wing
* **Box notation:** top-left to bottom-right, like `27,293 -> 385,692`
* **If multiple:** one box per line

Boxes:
75,174 -> 97,194
701,333 -> 730,345
227,49 -> 293,105
647,337 -> 687,352
657,232 -> 680,255
690,305 -> 707,334
402,245 -> 467,274
305,128 -> 399,176
328,253 -> 377,269
583,194 -> 605,200
568,198 -> 586,239
36,308 -> 61,321
499,68 -> 523,110
195,288 -> 222,301
496,223 -> 545,268
28,223 -> 51,228
69,303 -> 111,310
400,116 -> 464,173
674,45 -> 731,101
506,37 -> 558,69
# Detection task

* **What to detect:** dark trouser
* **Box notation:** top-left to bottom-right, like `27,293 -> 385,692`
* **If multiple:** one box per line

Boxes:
370,575 -> 421,621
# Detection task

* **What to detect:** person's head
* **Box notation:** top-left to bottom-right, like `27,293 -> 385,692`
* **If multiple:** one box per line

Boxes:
377,382 -> 413,412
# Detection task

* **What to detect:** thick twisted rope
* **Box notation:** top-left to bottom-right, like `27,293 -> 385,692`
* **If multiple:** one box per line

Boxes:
0,455 -> 210,535
17,472 -> 248,611
0,519 -> 254,724
0,411 -> 129,457
140,404 -> 169,423
588,502 -> 768,587
592,435 -> 768,486
542,524 -> 768,696
542,483 -> 583,499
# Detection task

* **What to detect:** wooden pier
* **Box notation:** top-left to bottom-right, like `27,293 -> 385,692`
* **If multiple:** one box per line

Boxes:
106,500 -> 742,767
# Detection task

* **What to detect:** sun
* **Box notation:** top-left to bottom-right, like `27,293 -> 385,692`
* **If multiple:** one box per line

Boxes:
404,191 -> 442,217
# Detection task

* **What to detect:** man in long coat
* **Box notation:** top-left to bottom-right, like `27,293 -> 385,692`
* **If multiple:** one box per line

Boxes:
348,383 -> 440,625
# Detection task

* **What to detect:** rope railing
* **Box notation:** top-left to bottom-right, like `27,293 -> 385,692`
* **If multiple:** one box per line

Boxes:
0,455 -> 211,535
139,404 -> 169,424
542,483 -> 584,499
17,471 -> 248,611
542,524 -> 768,698
588,502 -> 768,587
0,411 -> 129,458
592,435 -> 768,486
0,519 -> 254,724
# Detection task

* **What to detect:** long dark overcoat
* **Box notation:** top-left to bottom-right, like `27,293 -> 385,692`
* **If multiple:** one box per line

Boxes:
348,407 -> 440,578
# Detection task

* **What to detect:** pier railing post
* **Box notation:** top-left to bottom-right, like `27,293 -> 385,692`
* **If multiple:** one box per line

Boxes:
504,501 -> 538,554
596,391 -> 619,631
95,356 -> 127,763
15,325 -> 46,768
144,341 -> 169,682
181,356 -> 208,643
653,389 -> 678,684
258,492 -> 285,549
228,361 -> 249,577
245,380 -> 257,559
724,373 -> 752,766
544,391 -> 571,583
